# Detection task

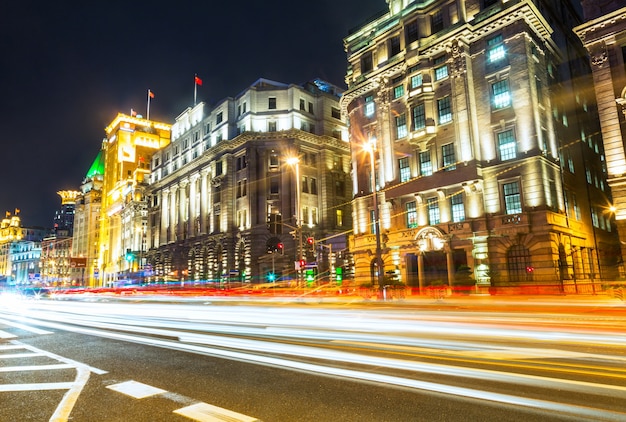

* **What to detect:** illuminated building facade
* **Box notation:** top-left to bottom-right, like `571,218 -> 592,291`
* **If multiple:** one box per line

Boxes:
147,79 -> 351,284
575,1 -> 626,269
0,212 -> 49,287
99,114 -> 171,286
343,0 -> 620,292
41,192 -> 79,286
71,150 -> 104,287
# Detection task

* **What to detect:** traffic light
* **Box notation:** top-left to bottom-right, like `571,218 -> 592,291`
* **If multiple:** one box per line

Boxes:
125,248 -> 134,262
306,237 -> 315,246
335,267 -> 343,284
277,242 -> 284,255
267,272 -> 276,282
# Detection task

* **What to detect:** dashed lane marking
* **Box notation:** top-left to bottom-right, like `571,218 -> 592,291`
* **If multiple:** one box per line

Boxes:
106,380 -> 167,399
173,402 -> 261,422
107,380 -> 262,422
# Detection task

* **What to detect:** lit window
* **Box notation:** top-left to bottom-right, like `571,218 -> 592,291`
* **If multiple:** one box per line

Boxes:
487,34 -> 505,63
492,79 -> 511,109
393,84 -> 405,99
437,96 -> 452,124
497,129 -> 517,161
399,157 -> 411,182
406,201 -> 418,228
412,103 -> 425,130
364,95 -> 375,117
451,193 -> 465,222
410,73 -> 423,89
336,209 -> 343,227
396,113 -> 407,138
435,65 -> 448,81
427,198 -> 440,225
503,181 -> 522,214
442,143 -> 456,171
419,151 -> 432,176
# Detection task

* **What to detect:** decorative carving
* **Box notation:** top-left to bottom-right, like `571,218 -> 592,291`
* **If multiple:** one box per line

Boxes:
589,41 -> 608,67
451,41 -> 467,77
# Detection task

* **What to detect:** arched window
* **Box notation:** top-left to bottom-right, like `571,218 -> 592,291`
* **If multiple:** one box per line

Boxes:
507,244 -> 532,282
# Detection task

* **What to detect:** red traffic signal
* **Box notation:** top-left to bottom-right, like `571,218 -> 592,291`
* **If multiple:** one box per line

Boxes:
299,259 -> 306,267
306,237 -> 314,245
277,242 -> 284,249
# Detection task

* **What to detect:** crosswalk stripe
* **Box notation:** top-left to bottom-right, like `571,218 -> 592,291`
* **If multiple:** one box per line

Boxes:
0,363 -> 74,372
173,403 -> 260,422
0,382 -> 74,392
0,329 -> 17,339
0,352 -> 45,359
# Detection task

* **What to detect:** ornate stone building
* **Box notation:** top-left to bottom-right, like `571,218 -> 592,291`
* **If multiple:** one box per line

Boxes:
343,0 -> 620,292
99,114 -> 171,286
146,79 -> 351,285
71,150 -> 104,287
575,0 -> 626,269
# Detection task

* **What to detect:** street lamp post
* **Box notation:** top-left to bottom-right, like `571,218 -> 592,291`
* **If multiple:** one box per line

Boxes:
287,156 -> 303,285
364,139 -> 385,290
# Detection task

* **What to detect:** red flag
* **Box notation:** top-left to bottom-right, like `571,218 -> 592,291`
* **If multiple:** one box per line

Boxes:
130,109 -> 137,117
148,90 -> 155,99
195,76 -> 203,86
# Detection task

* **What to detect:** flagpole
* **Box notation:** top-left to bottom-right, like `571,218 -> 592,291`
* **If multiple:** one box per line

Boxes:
147,89 -> 151,120
194,74 -> 198,106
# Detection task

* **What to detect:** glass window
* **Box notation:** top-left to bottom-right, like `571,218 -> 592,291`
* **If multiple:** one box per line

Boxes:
419,151 -> 432,176
216,112 -> 223,124
405,19 -> 419,44
396,113 -> 407,139
365,95 -> 375,117
389,35 -> 401,57
268,97 -> 276,109
442,143 -> 456,171
406,201 -> 418,228
503,181 -> 522,214
431,10 -> 443,33
399,157 -> 411,182
361,52 -> 373,73
437,96 -> 452,124
331,107 -> 341,119
336,209 -> 343,227
393,84 -> 405,99
427,197 -> 440,225
268,121 -> 277,132
412,103 -> 426,130
508,244 -> 532,282
487,34 -> 505,63
492,79 -> 511,109
410,73 -> 423,89
435,64 -> 448,81
451,193 -> 465,222
498,129 -> 517,160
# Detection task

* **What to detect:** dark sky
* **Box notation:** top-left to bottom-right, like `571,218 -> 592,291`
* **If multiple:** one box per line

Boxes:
0,0 -> 385,227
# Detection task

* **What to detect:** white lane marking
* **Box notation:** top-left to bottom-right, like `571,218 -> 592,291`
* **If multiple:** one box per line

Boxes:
14,341 -> 107,375
106,380 -> 167,399
0,352 -> 45,359
0,329 -> 17,339
0,344 -> 23,350
0,317 -> 53,335
0,382 -> 75,392
50,366 -> 90,422
173,402 -> 260,422
0,363 -> 74,372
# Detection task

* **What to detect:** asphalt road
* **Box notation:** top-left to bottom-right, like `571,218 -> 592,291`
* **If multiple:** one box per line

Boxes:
1,295 -> 625,421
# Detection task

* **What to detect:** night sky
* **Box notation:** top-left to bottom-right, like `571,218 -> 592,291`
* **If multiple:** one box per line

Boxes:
0,0 -> 384,228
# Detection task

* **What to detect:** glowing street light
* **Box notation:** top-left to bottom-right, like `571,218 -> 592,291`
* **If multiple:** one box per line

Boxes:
363,138 -> 384,289
287,156 -> 303,284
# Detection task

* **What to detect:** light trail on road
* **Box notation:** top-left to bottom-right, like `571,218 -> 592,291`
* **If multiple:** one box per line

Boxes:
1,298 -> 626,421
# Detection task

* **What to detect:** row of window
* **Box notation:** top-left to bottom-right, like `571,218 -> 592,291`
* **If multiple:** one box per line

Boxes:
386,180 -> 522,233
